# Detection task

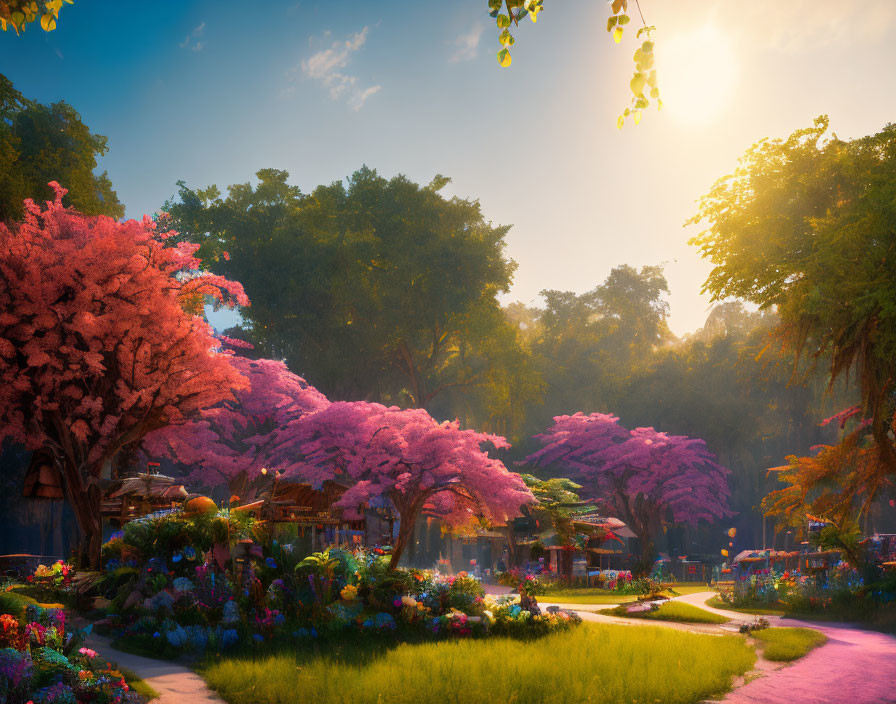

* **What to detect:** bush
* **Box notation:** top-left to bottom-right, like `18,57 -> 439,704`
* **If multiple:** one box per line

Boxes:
0,589 -> 38,619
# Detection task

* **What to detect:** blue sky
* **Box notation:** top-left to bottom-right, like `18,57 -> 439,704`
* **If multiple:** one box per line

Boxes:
2,1 -> 896,334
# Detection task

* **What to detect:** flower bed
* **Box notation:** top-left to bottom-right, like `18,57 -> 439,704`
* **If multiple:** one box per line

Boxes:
714,566 -> 896,629
0,602 -> 139,704
95,509 -> 581,657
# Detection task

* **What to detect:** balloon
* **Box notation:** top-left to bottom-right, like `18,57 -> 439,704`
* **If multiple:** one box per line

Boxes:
729,541 -> 733,547
727,527 -> 737,538
721,549 -> 729,557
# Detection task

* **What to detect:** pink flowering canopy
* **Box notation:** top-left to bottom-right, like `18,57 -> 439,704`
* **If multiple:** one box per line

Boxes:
142,355 -> 330,488
0,185 -> 249,561
527,412 -> 732,573
295,402 -> 534,566
528,412 -> 731,526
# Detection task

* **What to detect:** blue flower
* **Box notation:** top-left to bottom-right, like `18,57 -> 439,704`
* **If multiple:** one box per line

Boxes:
252,634 -> 265,643
172,552 -> 183,563
153,631 -> 161,638
265,557 -> 278,569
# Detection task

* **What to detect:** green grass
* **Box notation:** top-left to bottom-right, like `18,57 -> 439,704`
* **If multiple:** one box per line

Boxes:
750,627 -> 827,662
536,585 -> 711,605
600,601 -> 730,624
118,667 -> 160,702
202,623 -> 755,704
538,591 -> 638,604
705,596 -> 786,616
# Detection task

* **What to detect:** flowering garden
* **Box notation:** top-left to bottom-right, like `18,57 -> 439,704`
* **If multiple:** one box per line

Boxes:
91,506 -> 580,659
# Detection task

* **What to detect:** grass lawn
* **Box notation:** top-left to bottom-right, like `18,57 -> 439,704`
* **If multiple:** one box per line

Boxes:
599,601 -> 730,624
538,591 -> 638,604
705,596 -> 787,616
750,627 -> 827,661
202,623 -> 755,704
536,585 -> 710,605
118,666 -> 160,702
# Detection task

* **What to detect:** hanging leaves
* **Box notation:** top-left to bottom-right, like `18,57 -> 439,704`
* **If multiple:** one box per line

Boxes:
489,0 -> 543,68
0,0 -> 72,34
487,0 -> 661,128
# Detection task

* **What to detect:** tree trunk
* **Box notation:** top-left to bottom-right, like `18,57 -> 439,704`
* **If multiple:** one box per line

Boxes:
559,547 -> 574,583
388,508 -> 418,570
59,458 -> 103,568
633,537 -> 656,578
504,524 -> 518,569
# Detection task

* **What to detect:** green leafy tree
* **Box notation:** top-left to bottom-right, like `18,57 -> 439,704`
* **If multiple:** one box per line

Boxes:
163,167 -> 541,421
518,264 -> 672,432
689,116 -> 896,476
0,74 -> 123,222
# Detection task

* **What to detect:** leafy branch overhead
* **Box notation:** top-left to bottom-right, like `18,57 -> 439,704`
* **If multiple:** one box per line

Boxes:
0,0 -> 72,33
487,0 -> 660,127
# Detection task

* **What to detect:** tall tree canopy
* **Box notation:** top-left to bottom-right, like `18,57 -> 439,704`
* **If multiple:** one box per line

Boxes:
513,264 -> 671,431
0,186 -> 247,563
527,412 -> 731,573
163,167 -> 541,428
689,116 -> 896,476
0,74 -> 122,223
296,402 -> 534,568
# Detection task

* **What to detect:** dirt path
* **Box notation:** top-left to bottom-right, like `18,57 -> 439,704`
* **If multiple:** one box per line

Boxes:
86,633 -> 226,704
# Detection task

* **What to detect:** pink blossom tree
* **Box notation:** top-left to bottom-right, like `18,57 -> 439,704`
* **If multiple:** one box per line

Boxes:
295,402 -> 534,568
527,412 -> 732,574
142,355 -> 330,489
0,185 -> 249,564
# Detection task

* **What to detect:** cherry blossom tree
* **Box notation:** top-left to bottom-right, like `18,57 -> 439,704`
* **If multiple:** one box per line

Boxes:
527,412 -> 732,574
295,402 -> 534,568
0,185 -> 249,564
142,355 -> 330,489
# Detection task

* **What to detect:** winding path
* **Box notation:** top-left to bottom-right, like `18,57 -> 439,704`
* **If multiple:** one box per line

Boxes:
85,633 -> 225,704
675,593 -> 896,704
532,590 -> 896,704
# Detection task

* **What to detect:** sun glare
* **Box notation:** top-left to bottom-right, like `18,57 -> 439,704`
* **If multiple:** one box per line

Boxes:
658,25 -> 737,125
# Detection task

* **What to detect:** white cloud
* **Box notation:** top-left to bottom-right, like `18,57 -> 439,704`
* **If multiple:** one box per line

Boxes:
285,27 -> 380,109
450,22 -> 485,62
348,84 -> 382,111
180,22 -> 206,52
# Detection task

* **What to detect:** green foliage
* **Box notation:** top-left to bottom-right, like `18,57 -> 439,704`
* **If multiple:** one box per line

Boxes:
0,73 -> 123,222
750,627 -> 827,661
518,474 -> 594,549
600,600 -> 730,624
689,116 -> 896,476
202,623 -> 755,704
0,589 -> 38,619
0,0 -> 72,34
706,595 -> 785,616
163,167 -> 542,434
